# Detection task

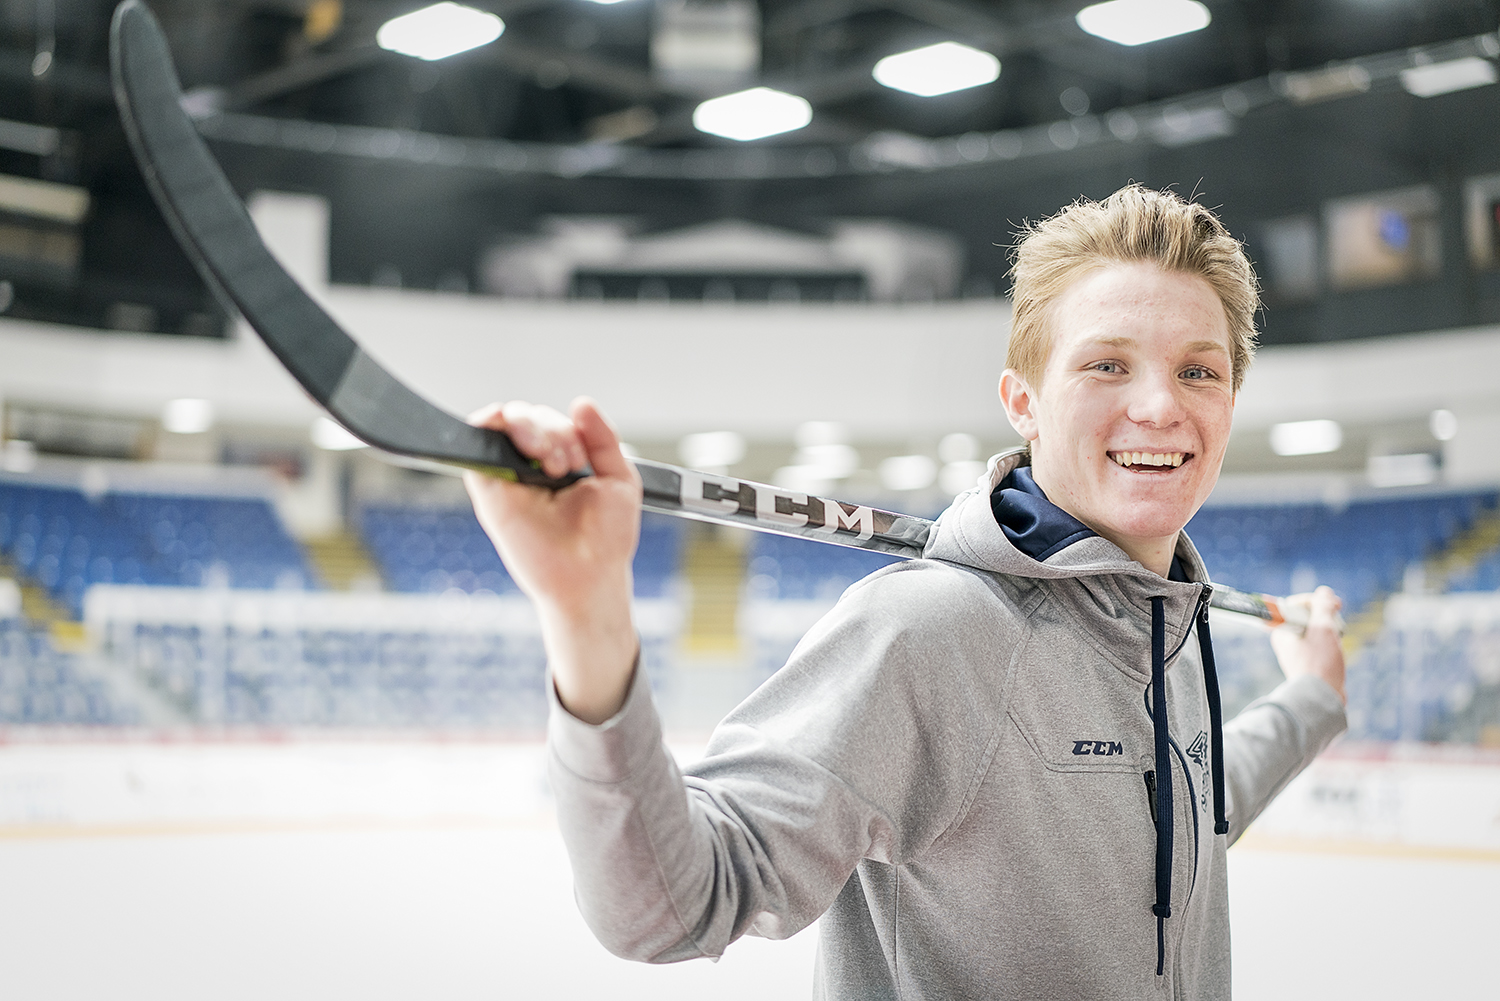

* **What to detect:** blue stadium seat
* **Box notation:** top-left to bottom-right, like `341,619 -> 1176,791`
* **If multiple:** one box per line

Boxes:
358,505 -> 683,599
0,617 -> 136,725
0,482 -> 316,616
744,533 -> 899,603
1186,491 -> 1498,616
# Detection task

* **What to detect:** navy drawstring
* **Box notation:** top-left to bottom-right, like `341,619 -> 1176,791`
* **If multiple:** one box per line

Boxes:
1147,587 -> 1230,978
1196,596 -> 1231,836
1148,596 -> 1172,977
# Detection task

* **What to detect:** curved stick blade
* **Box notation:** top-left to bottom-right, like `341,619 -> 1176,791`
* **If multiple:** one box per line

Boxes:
108,0 -> 575,488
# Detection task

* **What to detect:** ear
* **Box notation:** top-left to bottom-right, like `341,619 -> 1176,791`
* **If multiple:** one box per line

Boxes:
999,369 -> 1040,442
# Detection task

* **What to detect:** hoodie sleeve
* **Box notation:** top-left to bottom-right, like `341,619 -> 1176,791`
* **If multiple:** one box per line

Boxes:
546,561 -> 1020,964
1220,674 -> 1347,844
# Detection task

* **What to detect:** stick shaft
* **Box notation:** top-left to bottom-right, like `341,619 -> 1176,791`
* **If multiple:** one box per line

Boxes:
632,457 -> 1283,623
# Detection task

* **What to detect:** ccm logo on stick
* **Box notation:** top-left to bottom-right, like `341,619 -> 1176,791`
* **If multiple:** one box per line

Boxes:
678,470 -> 876,540
1072,740 -> 1124,756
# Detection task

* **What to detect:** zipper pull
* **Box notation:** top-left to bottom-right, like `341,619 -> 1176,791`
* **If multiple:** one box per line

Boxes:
1198,583 -> 1214,624
1144,770 -> 1158,824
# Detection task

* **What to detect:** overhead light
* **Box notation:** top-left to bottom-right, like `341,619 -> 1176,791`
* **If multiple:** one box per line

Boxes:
0,117 -> 61,157
679,430 -> 746,471
162,398 -> 214,435
0,173 -> 89,224
1,439 -> 37,474
1279,64 -> 1371,105
1368,453 -> 1437,488
872,42 -> 1000,97
1076,0 -> 1210,47
795,421 -> 848,447
311,416 -> 367,451
1430,409 -> 1458,441
1269,419 -> 1342,456
376,3 -> 504,61
879,454 -> 937,491
1399,57 -> 1498,98
693,87 -> 811,141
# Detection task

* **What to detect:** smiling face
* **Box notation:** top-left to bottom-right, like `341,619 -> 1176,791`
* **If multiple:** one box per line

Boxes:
999,261 -> 1236,576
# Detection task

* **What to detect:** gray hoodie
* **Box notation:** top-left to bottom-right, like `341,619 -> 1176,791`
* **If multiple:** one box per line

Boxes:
547,449 -> 1348,999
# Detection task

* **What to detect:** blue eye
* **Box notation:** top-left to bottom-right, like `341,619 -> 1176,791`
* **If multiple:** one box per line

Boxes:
1182,366 -> 1211,380
1093,361 -> 1120,373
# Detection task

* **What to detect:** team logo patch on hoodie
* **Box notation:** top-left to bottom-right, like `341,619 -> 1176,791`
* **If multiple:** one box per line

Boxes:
1185,731 -> 1209,767
1071,740 -> 1124,756
1186,731 -> 1212,810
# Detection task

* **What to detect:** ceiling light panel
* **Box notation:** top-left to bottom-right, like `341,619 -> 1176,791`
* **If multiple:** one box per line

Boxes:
872,42 -> 1000,97
1367,453 -> 1437,488
0,173 -> 89,224
162,398 -> 214,435
1399,57 -> 1498,98
1076,0 -> 1211,47
376,3 -> 504,62
1269,419 -> 1343,457
693,87 -> 812,141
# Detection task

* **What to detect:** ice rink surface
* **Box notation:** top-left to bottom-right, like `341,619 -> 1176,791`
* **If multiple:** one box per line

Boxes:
0,740 -> 1496,1001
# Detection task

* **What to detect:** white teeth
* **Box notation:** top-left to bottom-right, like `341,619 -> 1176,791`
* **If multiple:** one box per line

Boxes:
1111,451 -> 1187,467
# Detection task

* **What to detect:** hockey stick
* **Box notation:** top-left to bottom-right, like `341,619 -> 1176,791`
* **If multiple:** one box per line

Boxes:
107,0 -> 1306,628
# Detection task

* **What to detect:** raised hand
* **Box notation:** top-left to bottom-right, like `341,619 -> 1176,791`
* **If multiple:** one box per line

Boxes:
1269,585 -> 1346,703
463,397 -> 643,723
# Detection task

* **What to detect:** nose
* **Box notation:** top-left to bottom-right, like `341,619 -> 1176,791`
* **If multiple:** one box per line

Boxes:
1125,368 -> 1187,429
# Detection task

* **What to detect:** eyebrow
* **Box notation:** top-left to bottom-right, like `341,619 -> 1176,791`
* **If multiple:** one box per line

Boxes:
1090,336 -> 1229,356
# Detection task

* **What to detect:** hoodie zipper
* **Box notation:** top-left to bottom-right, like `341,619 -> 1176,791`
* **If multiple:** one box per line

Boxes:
1144,584 -> 1214,981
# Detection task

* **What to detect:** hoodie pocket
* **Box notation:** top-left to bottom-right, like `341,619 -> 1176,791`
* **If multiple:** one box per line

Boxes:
1008,709 -> 1147,773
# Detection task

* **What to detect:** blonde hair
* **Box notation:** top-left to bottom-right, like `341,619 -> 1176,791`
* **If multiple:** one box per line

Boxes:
1007,185 -> 1259,394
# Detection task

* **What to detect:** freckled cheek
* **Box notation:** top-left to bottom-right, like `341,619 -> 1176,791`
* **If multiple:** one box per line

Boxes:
1204,413 -> 1234,458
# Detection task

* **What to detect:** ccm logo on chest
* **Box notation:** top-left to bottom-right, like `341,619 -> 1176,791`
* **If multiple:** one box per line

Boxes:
1071,740 -> 1124,756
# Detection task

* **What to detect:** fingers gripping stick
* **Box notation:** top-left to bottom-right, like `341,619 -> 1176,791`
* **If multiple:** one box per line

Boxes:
108,0 -> 1303,625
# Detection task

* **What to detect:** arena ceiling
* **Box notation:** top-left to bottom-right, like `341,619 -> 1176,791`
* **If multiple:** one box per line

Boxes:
2,0 -> 1500,343
4,0 -> 1495,144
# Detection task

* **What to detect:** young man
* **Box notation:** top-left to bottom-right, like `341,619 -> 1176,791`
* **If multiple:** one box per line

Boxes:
463,185 -> 1347,999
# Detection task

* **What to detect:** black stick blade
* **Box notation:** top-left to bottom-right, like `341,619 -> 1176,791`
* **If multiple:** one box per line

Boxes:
108,0 -> 575,487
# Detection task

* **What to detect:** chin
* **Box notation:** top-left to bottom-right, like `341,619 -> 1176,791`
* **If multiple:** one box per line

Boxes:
1099,491 -> 1203,542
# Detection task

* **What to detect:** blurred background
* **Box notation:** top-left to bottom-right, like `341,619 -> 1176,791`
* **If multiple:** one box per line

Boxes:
3,0 -> 1500,998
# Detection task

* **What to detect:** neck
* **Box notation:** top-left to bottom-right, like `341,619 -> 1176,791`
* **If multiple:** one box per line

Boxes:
1102,533 -> 1178,579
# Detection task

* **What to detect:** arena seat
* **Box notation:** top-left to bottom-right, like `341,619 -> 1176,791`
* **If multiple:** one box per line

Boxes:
1186,491 -> 1496,616
0,617 -> 135,725
1447,547 -> 1500,593
0,481 -> 315,616
359,505 -> 683,599
84,586 -> 682,728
